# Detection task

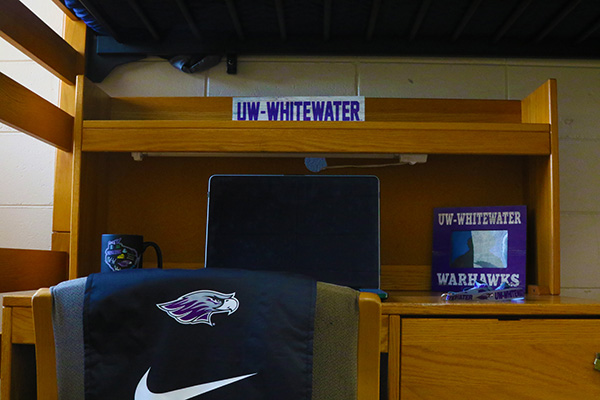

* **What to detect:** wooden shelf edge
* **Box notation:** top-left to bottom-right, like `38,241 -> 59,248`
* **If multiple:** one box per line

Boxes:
81,121 -> 550,155
83,120 -> 548,131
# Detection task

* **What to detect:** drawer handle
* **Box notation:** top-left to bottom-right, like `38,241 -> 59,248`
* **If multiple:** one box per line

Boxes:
595,353 -> 600,371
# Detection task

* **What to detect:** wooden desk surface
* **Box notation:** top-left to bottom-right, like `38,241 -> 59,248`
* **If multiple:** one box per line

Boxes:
5,290 -> 600,323
383,292 -> 600,316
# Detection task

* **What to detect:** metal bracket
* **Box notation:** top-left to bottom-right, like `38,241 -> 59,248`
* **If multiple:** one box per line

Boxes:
226,54 -> 237,74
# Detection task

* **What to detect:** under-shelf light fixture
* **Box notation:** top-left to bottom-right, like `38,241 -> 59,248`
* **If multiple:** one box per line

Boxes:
131,152 -> 428,171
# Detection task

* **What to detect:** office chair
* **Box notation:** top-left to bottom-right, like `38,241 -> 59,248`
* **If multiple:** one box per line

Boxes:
32,270 -> 381,400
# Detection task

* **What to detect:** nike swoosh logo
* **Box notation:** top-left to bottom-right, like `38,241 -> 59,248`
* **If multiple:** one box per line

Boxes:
135,368 -> 256,400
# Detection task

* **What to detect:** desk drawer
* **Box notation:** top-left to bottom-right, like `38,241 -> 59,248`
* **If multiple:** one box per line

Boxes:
400,318 -> 600,400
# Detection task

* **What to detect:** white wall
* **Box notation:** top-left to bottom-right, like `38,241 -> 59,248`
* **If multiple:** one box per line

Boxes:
3,1 -> 600,298
0,0 -> 63,250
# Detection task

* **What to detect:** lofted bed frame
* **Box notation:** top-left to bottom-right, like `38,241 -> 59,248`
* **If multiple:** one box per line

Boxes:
5,1 -> 600,400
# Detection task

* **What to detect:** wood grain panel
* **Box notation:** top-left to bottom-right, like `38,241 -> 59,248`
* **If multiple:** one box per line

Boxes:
52,232 -> 71,252
69,75 -> 109,279
0,248 -> 68,292
1,306 -> 14,400
81,78 -> 112,120
1,293 -> 37,308
401,318 -> 600,399
110,97 -> 234,120
81,121 -> 549,155
78,154 -> 528,276
52,17 -> 87,250
388,315 -> 401,400
53,16 -> 87,238
380,315 -> 389,353
73,79 -> 111,274
0,72 -> 73,151
59,16 -> 87,117
357,293 -> 382,400
10,308 -> 34,344
521,79 -> 560,294
73,153 -> 109,278
53,150 -> 73,233
365,98 -> 522,123
107,97 -> 522,123
33,289 -> 58,400
381,265 -> 430,291
0,0 -> 83,84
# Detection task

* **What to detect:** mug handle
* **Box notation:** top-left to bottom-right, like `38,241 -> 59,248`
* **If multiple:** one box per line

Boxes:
143,241 -> 163,269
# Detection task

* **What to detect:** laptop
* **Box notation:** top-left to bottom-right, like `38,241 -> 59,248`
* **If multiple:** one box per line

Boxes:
204,174 -> 385,297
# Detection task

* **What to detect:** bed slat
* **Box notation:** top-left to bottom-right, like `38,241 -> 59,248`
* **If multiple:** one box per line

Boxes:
0,0 -> 84,85
0,72 -> 73,151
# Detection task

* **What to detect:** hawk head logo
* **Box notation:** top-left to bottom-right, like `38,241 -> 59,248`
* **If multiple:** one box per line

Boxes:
157,290 -> 239,326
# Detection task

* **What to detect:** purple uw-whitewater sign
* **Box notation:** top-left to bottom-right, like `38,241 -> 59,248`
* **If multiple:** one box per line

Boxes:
232,96 -> 365,121
431,205 -> 527,292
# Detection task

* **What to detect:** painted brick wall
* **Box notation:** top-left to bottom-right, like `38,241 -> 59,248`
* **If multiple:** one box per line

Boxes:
0,0 -> 62,249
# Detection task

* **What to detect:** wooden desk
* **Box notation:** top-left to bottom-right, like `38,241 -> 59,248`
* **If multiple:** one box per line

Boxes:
4,291 -> 600,400
1,292 -> 37,400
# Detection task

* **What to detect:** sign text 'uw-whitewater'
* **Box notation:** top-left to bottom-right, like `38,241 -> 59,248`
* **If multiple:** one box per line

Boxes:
232,96 -> 365,122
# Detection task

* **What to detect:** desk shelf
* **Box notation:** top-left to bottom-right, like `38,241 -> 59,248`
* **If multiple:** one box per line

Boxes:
81,120 -> 550,155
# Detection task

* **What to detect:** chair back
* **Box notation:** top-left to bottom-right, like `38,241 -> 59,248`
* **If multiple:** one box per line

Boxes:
33,272 -> 381,400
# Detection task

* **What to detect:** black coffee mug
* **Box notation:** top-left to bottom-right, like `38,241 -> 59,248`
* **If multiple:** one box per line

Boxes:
101,234 -> 163,272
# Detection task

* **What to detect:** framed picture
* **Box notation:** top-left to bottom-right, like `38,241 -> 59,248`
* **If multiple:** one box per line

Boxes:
431,205 -> 527,292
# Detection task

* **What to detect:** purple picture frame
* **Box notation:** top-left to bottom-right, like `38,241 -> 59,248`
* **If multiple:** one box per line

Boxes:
431,205 -> 527,292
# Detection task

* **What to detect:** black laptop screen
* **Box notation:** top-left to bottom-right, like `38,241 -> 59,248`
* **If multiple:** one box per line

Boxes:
205,175 -> 380,289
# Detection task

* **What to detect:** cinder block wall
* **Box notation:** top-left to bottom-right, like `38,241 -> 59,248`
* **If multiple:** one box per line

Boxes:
0,0 -> 62,249
2,0 -> 600,299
